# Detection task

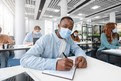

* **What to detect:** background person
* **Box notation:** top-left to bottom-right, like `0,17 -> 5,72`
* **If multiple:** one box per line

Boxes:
23,26 -> 42,46
0,27 -> 14,68
96,22 -> 121,65
71,30 -> 80,42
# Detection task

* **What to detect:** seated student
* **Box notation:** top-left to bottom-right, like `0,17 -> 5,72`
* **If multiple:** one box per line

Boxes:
23,26 -> 42,46
20,16 -> 87,71
71,30 -> 81,42
0,27 -> 14,68
96,22 -> 121,64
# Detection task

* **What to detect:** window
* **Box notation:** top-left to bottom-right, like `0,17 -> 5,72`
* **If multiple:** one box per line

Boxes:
0,1 -> 14,35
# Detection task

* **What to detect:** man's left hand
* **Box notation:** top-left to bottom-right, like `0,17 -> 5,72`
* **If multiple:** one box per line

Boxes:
75,56 -> 87,68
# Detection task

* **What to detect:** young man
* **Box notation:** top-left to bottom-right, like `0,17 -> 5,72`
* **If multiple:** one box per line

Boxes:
20,16 -> 87,71
23,26 -> 42,46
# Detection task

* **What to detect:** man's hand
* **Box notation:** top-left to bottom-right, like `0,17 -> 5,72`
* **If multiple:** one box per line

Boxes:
56,58 -> 73,71
75,56 -> 87,68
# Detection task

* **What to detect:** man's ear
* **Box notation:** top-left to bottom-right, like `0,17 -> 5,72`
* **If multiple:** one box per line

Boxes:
58,24 -> 60,28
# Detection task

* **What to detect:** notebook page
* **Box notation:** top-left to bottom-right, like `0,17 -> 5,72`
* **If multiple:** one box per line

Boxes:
42,57 -> 76,80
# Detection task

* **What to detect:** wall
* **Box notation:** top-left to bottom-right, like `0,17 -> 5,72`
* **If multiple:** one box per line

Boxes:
25,19 -> 45,35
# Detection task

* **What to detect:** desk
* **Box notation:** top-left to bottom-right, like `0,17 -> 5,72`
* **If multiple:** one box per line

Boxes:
102,49 -> 121,56
75,41 -> 92,45
0,45 -> 32,68
0,56 -> 121,81
102,49 -> 121,62
0,45 -> 32,51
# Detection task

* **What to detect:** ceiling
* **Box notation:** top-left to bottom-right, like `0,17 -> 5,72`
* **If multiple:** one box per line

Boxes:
2,0 -> 121,23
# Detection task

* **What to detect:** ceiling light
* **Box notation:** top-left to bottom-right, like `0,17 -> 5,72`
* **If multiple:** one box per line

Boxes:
91,5 -> 100,10
78,13 -> 83,16
49,16 -> 53,17
94,16 -> 100,19
38,10 -> 41,12
67,14 -> 70,16
54,9 -> 59,12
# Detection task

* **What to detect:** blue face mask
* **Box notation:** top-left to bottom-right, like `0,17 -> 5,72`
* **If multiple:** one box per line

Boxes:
112,28 -> 117,33
59,27 -> 72,39
34,32 -> 40,35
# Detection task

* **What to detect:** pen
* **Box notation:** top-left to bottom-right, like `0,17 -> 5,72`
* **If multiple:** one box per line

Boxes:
63,52 -> 67,58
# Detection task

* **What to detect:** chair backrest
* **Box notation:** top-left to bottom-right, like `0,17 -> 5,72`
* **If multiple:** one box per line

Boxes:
33,38 -> 39,44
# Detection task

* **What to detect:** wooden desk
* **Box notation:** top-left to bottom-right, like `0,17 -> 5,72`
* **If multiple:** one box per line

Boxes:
0,56 -> 121,81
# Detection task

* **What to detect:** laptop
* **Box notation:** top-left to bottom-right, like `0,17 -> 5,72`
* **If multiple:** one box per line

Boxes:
33,38 -> 39,44
2,72 -> 35,81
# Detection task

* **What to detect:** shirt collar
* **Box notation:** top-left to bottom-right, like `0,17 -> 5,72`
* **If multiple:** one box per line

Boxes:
53,32 -> 61,43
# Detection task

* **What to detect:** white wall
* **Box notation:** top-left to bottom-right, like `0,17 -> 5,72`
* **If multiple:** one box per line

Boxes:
25,19 -> 45,35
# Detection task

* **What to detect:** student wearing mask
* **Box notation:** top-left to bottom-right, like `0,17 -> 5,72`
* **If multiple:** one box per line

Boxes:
71,30 -> 80,42
0,27 -> 14,68
96,22 -> 121,64
20,16 -> 87,71
23,26 -> 42,46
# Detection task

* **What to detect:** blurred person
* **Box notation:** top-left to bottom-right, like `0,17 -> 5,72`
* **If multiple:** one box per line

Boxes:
71,30 -> 80,42
0,27 -> 14,68
96,22 -> 121,65
23,26 -> 42,46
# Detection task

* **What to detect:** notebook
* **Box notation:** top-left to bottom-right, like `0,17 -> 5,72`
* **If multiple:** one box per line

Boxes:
42,57 -> 76,80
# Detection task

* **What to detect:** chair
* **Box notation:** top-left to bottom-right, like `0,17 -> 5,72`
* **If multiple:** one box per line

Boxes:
7,51 -> 20,67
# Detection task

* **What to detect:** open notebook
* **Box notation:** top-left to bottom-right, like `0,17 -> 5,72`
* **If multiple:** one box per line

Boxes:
42,57 -> 76,80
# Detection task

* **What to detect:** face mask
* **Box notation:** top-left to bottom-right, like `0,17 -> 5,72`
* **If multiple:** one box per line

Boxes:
59,27 -> 72,39
34,32 -> 40,35
74,33 -> 78,36
112,28 -> 117,33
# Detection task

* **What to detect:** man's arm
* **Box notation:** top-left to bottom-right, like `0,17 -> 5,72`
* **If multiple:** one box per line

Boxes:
23,33 -> 33,45
20,36 -> 58,70
70,39 -> 86,58
70,38 -> 87,68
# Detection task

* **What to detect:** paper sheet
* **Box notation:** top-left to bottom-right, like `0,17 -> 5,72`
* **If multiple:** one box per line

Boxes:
42,57 -> 76,80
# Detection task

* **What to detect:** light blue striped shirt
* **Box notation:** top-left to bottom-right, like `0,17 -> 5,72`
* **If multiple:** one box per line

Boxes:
20,32 -> 86,70
23,32 -> 42,43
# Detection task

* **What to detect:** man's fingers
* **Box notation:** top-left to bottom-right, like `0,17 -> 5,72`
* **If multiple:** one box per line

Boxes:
83,62 -> 87,68
66,59 -> 73,67
78,61 -> 84,68
75,57 -> 83,67
78,58 -> 87,68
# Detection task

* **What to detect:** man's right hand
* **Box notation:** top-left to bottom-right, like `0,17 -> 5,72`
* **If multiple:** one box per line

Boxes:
56,58 -> 73,71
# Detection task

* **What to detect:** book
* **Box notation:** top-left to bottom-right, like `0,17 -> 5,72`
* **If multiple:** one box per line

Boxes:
42,57 -> 76,80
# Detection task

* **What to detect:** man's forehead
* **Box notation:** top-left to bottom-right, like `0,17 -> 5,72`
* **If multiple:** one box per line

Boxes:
60,19 -> 73,24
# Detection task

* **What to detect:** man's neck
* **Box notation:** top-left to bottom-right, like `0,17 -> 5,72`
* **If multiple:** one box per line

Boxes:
56,31 -> 63,39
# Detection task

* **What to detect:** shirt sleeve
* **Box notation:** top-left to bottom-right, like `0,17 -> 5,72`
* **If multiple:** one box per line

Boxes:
23,33 -> 32,44
101,33 -> 119,49
69,38 -> 86,58
20,36 -> 58,70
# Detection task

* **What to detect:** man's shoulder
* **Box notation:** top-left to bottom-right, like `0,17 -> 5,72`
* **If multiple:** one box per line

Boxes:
26,32 -> 32,37
27,32 -> 32,35
41,33 -> 54,40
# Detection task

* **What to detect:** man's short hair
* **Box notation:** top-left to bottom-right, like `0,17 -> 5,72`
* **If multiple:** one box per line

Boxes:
34,26 -> 41,30
60,16 -> 74,23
